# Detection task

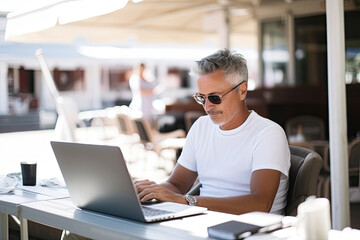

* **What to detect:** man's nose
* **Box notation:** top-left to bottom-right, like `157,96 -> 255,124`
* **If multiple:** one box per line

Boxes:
203,97 -> 214,111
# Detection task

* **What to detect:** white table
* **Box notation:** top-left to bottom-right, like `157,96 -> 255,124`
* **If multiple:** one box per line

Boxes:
20,198 -> 360,240
3,188 -> 358,240
0,186 -> 69,240
20,198 -> 238,240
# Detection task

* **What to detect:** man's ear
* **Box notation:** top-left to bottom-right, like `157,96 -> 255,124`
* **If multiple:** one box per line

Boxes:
239,82 -> 248,100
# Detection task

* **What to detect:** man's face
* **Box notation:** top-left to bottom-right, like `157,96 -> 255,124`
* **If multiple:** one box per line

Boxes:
197,70 -> 246,130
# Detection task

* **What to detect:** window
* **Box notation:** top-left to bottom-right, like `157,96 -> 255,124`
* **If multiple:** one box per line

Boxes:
261,19 -> 288,87
261,10 -> 360,87
345,10 -> 360,84
52,68 -> 85,91
295,14 -> 327,86
107,68 -> 132,91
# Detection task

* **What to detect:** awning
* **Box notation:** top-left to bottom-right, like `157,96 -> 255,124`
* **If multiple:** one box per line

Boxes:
5,0 -> 257,48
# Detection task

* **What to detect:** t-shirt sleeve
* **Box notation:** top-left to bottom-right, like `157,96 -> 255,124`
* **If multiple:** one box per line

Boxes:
251,124 -> 290,178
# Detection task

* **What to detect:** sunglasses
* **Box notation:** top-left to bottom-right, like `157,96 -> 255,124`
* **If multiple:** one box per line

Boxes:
193,81 -> 244,105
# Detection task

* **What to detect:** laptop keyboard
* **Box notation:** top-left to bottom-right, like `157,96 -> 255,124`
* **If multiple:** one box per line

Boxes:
142,206 -> 173,217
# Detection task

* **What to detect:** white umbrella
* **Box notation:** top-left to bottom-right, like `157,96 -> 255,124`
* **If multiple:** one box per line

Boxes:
5,0 -> 257,49
5,0 -> 127,41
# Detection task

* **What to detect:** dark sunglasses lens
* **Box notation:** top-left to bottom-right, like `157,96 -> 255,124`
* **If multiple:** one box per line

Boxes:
208,95 -> 221,104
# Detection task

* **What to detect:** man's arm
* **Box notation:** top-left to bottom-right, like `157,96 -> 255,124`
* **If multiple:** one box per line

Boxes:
134,163 -> 198,204
194,169 -> 281,214
135,166 -> 280,215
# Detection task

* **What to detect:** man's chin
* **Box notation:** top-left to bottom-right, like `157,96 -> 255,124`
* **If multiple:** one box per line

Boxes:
209,116 -> 223,125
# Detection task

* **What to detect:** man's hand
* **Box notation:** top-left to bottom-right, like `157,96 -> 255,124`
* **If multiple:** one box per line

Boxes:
134,179 -> 186,204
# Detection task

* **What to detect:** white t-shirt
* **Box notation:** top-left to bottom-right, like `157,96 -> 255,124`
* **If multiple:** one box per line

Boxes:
178,111 -> 290,214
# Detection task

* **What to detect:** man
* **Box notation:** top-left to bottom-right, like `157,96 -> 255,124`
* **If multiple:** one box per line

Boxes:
135,49 -> 290,215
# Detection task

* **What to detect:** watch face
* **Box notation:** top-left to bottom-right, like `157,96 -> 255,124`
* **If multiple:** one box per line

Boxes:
186,195 -> 197,206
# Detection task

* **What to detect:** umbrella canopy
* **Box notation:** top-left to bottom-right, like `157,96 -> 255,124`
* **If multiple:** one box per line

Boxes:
5,0 -> 257,48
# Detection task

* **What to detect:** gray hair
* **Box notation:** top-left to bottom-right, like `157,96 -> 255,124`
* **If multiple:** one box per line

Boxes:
190,49 -> 248,85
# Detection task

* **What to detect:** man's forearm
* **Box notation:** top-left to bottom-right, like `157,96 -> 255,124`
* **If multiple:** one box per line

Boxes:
160,183 -> 274,214
195,194 -> 274,215
160,181 -> 183,194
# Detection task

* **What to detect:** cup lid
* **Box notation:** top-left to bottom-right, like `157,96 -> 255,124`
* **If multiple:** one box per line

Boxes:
20,161 -> 37,165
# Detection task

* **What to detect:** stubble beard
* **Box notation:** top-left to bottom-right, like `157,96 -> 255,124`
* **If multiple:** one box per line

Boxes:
207,109 -> 224,125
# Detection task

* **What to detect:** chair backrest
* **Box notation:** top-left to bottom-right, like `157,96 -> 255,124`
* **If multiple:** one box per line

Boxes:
349,137 -> 360,170
116,113 -> 136,135
286,115 -> 326,141
118,117 -> 127,132
134,118 -> 153,143
285,145 -> 323,216
184,111 -> 205,132
348,137 -> 360,187
187,182 -> 201,196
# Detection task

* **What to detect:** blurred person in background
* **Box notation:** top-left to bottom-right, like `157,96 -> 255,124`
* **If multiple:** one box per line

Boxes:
129,63 -> 158,126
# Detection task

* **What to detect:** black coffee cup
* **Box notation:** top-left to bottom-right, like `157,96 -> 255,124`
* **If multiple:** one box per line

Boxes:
21,162 -> 37,186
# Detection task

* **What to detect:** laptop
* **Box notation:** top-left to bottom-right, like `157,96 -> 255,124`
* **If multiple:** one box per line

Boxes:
50,141 -> 207,222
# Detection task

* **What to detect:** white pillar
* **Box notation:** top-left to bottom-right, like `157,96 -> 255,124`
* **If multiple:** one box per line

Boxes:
256,19 -> 263,88
101,66 -> 110,92
156,63 -> 166,87
34,70 -> 42,104
218,5 -> 230,49
0,61 -> 9,114
86,65 -> 102,109
286,11 -> 295,86
13,67 -> 19,93
326,0 -> 350,230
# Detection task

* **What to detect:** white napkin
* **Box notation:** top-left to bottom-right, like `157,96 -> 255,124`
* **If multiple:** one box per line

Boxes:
0,172 -> 21,194
40,177 -> 66,188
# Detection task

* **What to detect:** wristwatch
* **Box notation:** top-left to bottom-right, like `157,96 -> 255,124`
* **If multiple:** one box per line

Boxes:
185,195 -> 197,206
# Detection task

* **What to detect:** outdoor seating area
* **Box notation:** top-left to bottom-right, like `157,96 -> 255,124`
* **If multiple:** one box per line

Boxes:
1,0 -> 360,239
282,114 -> 360,202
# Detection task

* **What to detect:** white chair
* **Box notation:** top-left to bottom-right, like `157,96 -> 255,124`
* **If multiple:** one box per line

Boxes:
184,111 -> 205,132
53,96 -> 79,141
133,116 -> 186,168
